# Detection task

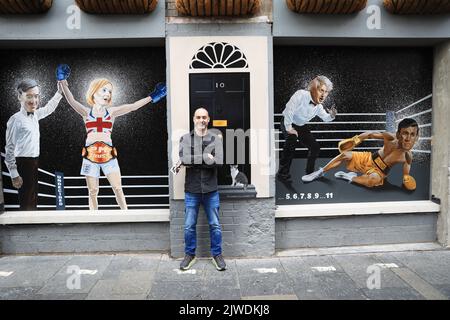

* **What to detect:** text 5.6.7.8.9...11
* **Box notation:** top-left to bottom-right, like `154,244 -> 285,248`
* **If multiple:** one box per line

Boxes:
284,192 -> 334,200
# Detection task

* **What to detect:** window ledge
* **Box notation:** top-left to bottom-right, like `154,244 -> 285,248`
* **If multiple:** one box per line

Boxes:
0,209 -> 170,225
275,200 -> 440,218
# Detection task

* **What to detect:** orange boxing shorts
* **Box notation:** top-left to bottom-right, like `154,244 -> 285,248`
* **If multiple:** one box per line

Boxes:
346,152 -> 387,186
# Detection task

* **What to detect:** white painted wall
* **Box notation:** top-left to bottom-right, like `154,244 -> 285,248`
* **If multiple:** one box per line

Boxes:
168,36 -> 270,199
0,0 -> 165,41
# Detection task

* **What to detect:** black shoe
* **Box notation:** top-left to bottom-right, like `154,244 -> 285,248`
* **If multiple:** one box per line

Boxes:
180,254 -> 196,270
212,254 -> 227,271
276,173 -> 292,182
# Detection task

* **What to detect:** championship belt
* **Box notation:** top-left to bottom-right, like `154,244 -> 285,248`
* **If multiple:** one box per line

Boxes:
82,141 -> 117,164
371,152 -> 390,174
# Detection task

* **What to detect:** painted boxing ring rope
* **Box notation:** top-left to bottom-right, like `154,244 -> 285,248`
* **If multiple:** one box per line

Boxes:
1,152 -> 169,210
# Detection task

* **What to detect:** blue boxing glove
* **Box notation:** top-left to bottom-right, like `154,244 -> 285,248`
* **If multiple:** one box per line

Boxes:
149,82 -> 167,104
56,64 -> 71,81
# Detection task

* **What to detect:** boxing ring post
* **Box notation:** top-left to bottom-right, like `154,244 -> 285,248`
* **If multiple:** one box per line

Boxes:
386,111 -> 396,133
55,171 -> 65,210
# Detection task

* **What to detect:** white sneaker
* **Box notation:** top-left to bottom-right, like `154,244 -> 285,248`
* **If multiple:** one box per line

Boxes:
301,167 -> 324,182
334,171 -> 357,183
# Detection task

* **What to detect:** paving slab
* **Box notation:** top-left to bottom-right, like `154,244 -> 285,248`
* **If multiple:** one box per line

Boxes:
0,286 -> 40,300
154,258 -> 207,282
362,287 -> 425,300
86,279 -> 150,300
371,252 -> 409,268
241,295 -> 298,300
201,283 -> 241,300
332,254 -> 409,289
0,255 -> 72,288
390,267 -> 448,300
276,243 -> 443,257
147,280 -> 203,300
280,256 -> 366,300
389,251 -> 450,285
201,260 -> 241,300
433,285 -> 450,299
31,293 -> 89,300
86,279 -> 119,300
203,259 -> 239,281
1,248 -> 449,301
107,294 -> 148,300
280,255 -> 346,274
37,255 -> 113,295
0,255 -> 73,265
295,271 -> 368,300
236,259 -> 296,298
112,270 -> 154,295
280,256 -> 337,284
101,254 -> 161,280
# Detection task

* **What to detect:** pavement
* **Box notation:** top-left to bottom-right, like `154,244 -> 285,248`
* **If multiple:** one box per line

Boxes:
1,244 -> 450,300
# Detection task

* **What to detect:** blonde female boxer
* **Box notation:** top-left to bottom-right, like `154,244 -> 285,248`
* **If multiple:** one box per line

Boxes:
57,65 -> 166,210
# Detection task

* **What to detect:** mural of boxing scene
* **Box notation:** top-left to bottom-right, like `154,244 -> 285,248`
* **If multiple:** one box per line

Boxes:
274,47 -> 432,205
0,48 -> 168,211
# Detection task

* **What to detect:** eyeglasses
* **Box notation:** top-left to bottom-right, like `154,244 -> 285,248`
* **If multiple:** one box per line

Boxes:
195,116 -> 208,120
25,94 -> 40,100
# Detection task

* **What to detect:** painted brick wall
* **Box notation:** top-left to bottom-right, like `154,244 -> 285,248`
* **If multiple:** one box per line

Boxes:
0,223 -> 170,254
170,198 -> 276,258
276,213 -> 438,249
0,160 -> 3,212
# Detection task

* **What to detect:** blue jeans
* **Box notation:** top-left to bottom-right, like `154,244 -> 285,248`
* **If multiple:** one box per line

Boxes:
184,191 -> 222,257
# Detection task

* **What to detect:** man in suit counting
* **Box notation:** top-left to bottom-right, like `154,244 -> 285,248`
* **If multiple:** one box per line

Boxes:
276,76 -> 337,183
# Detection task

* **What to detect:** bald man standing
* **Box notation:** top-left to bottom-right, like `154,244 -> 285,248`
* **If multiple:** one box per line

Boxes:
178,107 -> 226,271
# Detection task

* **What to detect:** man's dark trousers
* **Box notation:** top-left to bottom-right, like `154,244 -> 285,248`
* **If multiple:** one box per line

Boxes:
16,157 -> 39,211
278,117 -> 320,177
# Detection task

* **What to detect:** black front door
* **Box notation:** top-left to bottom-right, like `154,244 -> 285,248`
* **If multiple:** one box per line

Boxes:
189,72 -> 250,185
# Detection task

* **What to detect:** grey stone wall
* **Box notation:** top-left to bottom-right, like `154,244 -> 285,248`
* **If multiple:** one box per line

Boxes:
273,0 -> 450,46
170,198 -> 276,258
276,213 -> 438,250
0,223 -> 169,255
0,159 -> 3,212
0,0 -> 165,43
433,40 -> 450,248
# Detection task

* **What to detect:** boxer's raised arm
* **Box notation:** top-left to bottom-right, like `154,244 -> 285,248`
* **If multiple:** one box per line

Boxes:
358,131 -> 395,141
59,80 -> 89,117
109,83 -> 166,117
109,97 -> 151,117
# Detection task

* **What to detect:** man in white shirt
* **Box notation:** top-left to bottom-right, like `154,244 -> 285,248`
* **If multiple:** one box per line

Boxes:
4,79 -> 62,210
276,76 -> 337,182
